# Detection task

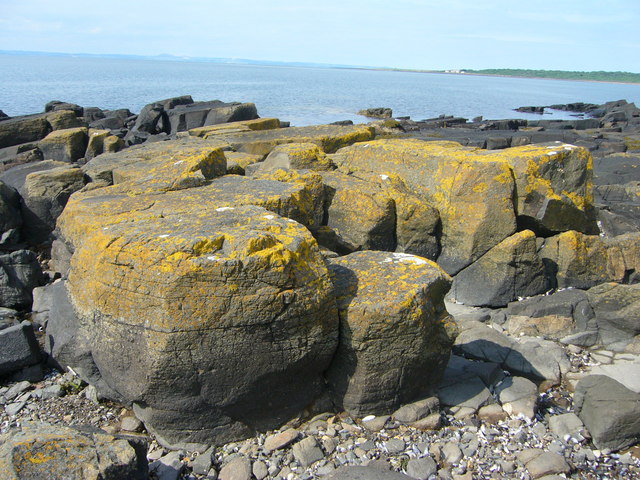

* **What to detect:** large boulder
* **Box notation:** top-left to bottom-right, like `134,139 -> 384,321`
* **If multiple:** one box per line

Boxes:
38,127 -> 88,162
49,204 -> 338,448
21,165 -> 85,243
189,117 -> 281,138
45,110 -> 85,130
332,139 -> 517,274
574,375 -> 640,451
449,230 -> 548,307
326,251 -> 455,416
320,172 -> 396,252
0,422 -> 148,480
540,231 -> 640,289
0,114 -> 52,149
0,250 -> 44,309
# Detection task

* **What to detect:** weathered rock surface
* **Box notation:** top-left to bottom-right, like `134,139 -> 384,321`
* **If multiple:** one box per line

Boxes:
332,139 -> 518,274
0,180 -> 22,244
215,124 -> 375,156
449,230 -> 548,307
0,250 -> 44,309
574,375 -> 640,451
586,282 -> 640,351
38,127 -> 88,162
189,117 -> 281,138
326,251 -> 455,416
0,422 -> 148,479
0,321 -> 41,376
0,114 -> 52,149
540,231 -> 640,289
50,204 -> 339,447
252,142 -> 334,175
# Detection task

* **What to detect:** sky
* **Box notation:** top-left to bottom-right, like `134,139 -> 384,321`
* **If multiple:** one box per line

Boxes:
1,0 -> 639,72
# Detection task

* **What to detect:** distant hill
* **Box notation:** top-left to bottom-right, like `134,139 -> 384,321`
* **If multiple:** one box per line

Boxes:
460,69 -> 640,84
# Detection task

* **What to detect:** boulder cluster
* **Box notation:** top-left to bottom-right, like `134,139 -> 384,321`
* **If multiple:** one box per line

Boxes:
0,97 -> 639,479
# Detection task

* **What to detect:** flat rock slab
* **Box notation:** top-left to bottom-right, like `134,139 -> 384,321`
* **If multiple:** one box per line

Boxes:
215,124 -> 375,155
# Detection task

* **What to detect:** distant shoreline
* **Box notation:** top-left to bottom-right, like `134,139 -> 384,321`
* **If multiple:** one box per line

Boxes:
2,49 -> 639,86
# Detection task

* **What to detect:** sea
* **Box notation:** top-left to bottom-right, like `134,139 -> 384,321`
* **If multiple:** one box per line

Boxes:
2,53 -> 640,127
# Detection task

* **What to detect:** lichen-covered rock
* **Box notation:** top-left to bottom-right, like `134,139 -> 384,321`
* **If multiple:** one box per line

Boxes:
85,129 -> 112,160
22,165 -> 85,243
217,124 -> 375,156
189,117 -> 281,138
507,142 -> 596,234
46,110 -> 84,130
0,422 -> 148,480
0,114 -> 52,149
326,251 -> 455,416
540,231 -> 640,289
57,175 -> 325,252
449,230 -> 548,307
82,137 -> 228,186
320,172 -> 396,252
225,151 -> 263,175
51,205 -> 338,447
253,143 -> 334,175
332,139 -> 517,274
38,127 -> 88,162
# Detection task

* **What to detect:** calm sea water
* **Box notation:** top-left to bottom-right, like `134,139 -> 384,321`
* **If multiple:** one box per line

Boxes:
2,54 -> 640,127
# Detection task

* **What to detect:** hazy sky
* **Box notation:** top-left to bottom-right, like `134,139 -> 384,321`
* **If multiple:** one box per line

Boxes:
1,0 -> 639,72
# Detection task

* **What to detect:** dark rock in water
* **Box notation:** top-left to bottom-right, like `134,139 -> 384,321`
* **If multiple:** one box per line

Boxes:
0,110 -> 9,120
0,320 -> 41,376
0,249 -> 44,309
330,120 -> 354,126
0,181 -> 22,245
127,102 -> 170,140
549,102 -> 600,114
574,375 -> 640,451
0,422 -> 148,479
515,106 -> 545,114
89,109 -> 132,130
326,250 -> 454,416
358,107 -> 393,119
45,100 -> 84,117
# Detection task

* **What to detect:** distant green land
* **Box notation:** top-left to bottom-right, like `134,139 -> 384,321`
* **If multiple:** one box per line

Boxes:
459,69 -> 640,84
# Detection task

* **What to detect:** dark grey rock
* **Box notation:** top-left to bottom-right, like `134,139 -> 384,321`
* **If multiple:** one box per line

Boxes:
149,451 -> 184,480
0,250 -> 44,309
587,283 -> 640,351
218,456 -> 251,480
0,180 -> 22,244
494,376 -> 538,419
437,375 -> 494,411
292,437 -> 325,467
574,375 -> 640,451
406,457 -> 438,479
45,101 -> 84,117
0,113 -> 52,149
393,397 -> 439,423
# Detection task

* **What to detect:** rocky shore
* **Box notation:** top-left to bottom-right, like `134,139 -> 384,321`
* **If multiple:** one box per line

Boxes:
0,96 -> 639,479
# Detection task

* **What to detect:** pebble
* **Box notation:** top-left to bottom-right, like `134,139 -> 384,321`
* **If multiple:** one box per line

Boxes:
264,428 -> 300,453
120,415 -> 143,432
292,437 -> 325,467
252,460 -> 268,480
384,438 -> 406,454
